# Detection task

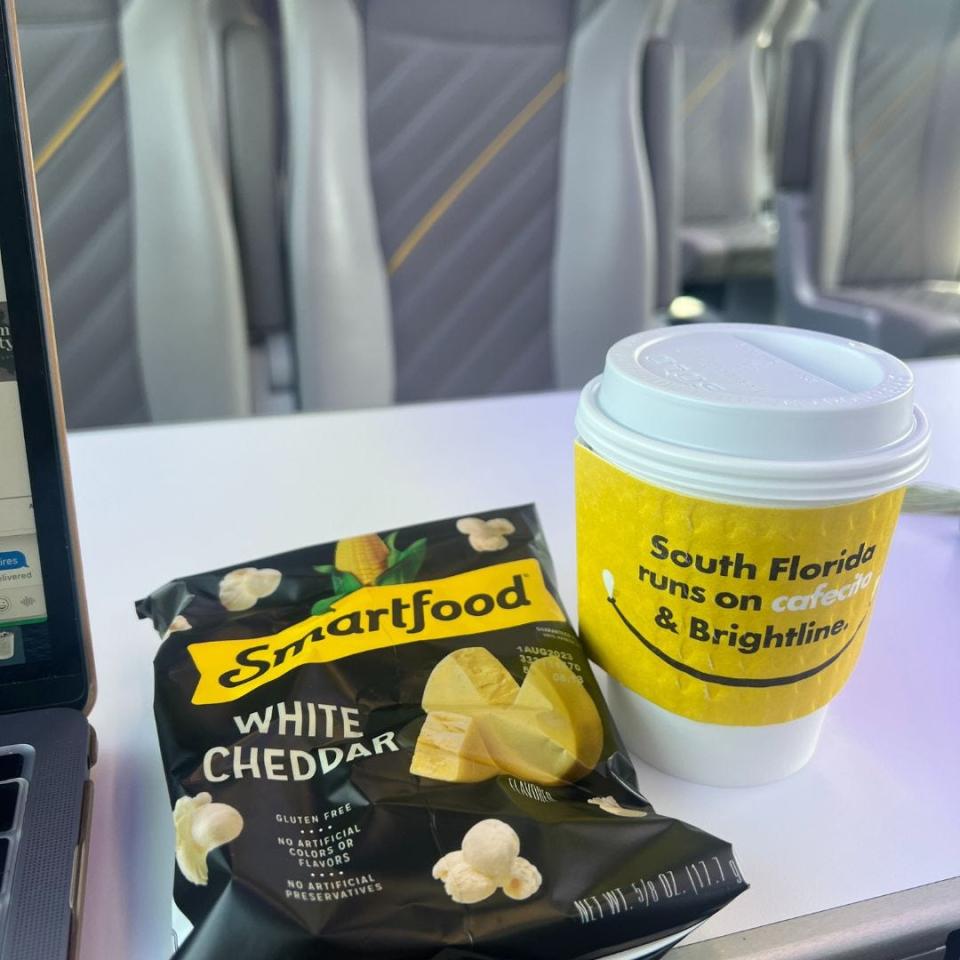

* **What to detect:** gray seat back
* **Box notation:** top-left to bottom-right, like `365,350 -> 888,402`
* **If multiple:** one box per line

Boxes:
811,0 -> 960,291
284,0 -> 671,406
775,0 -> 960,355
669,0 -> 782,228
17,0 -> 148,428
19,0 -> 285,425
365,0 -> 572,403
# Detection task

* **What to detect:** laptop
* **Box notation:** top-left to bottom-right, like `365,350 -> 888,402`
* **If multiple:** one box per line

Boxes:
0,1 -> 97,957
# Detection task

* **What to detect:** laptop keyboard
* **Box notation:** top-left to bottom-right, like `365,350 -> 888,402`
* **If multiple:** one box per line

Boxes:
0,754 -> 23,781
0,781 -> 18,833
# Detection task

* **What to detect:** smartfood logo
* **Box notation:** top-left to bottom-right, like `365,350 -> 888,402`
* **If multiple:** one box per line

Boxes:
187,559 -> 566,705
219,576 -> 531,689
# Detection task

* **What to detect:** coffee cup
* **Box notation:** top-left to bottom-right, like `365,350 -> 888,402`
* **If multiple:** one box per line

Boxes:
575,324 -> 929,786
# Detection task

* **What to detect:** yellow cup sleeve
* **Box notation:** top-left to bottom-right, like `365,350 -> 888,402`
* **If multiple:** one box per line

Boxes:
575,442 -> 904,726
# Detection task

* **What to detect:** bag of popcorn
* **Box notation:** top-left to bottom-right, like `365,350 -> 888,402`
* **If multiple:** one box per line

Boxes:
137,506 -> 745,959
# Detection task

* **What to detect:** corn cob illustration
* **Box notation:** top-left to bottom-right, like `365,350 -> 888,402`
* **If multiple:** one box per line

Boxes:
334,534 -> 390,585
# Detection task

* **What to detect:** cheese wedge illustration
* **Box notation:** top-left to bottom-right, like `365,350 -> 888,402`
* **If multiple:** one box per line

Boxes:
422,648 -> 519,715
413,651 -> 603,787
478,657 -> 603,786
411,711 -> 500,782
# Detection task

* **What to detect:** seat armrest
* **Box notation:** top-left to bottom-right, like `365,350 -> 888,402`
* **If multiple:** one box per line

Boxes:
776,38 -> 820,192
776,193 -> 883,343
122,0 -> 254,421
281,0 -> 394,411
552,0 -> 663,389
775,39 -> 882,346
643,36 -> 682,310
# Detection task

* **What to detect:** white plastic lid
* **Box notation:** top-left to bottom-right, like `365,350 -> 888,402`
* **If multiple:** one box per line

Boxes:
575,324 -> 930,504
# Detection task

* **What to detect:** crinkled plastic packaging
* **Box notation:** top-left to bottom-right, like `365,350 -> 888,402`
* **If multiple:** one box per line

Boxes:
137,506 -> 745,960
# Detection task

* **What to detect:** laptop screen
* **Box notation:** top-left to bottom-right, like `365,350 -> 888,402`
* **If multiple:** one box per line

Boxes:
0,9 -> 89,712
0,264 -> 49,668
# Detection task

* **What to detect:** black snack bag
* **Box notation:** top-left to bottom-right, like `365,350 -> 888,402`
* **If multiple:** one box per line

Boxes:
137,506 -> 746,960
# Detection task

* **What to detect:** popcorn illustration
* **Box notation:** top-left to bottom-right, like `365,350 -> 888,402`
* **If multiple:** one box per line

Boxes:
432,818 -> 540,904
218,567 -> 282,611
588,795 -> 648,818
462,820 -> 519,881
442,860 -> 499,904
503,858 -> 542,900
431,850 -> 465,881
456,517 -> 515,552
174,792 -> 244,885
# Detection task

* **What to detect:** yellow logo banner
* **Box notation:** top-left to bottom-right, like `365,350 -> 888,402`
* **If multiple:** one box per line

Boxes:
189,558 -> 565,704
575,443 -> 904,725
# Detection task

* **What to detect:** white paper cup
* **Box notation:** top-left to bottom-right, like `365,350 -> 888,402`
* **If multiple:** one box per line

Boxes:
574,324 -> 929,786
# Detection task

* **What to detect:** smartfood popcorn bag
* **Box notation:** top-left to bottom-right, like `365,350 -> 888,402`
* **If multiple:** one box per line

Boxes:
137,507 -> 745,960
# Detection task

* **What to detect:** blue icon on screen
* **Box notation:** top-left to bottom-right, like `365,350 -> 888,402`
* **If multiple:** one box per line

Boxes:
0,551 -> 27,569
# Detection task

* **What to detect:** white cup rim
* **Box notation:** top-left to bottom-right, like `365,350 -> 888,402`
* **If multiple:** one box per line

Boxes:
577,376 -> 930,505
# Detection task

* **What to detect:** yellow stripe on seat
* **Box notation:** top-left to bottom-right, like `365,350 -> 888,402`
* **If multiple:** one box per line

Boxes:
852,64 -> 937,161
683,52 -> 736,116
388,70 -> 567,276
35,59 -> 125,173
